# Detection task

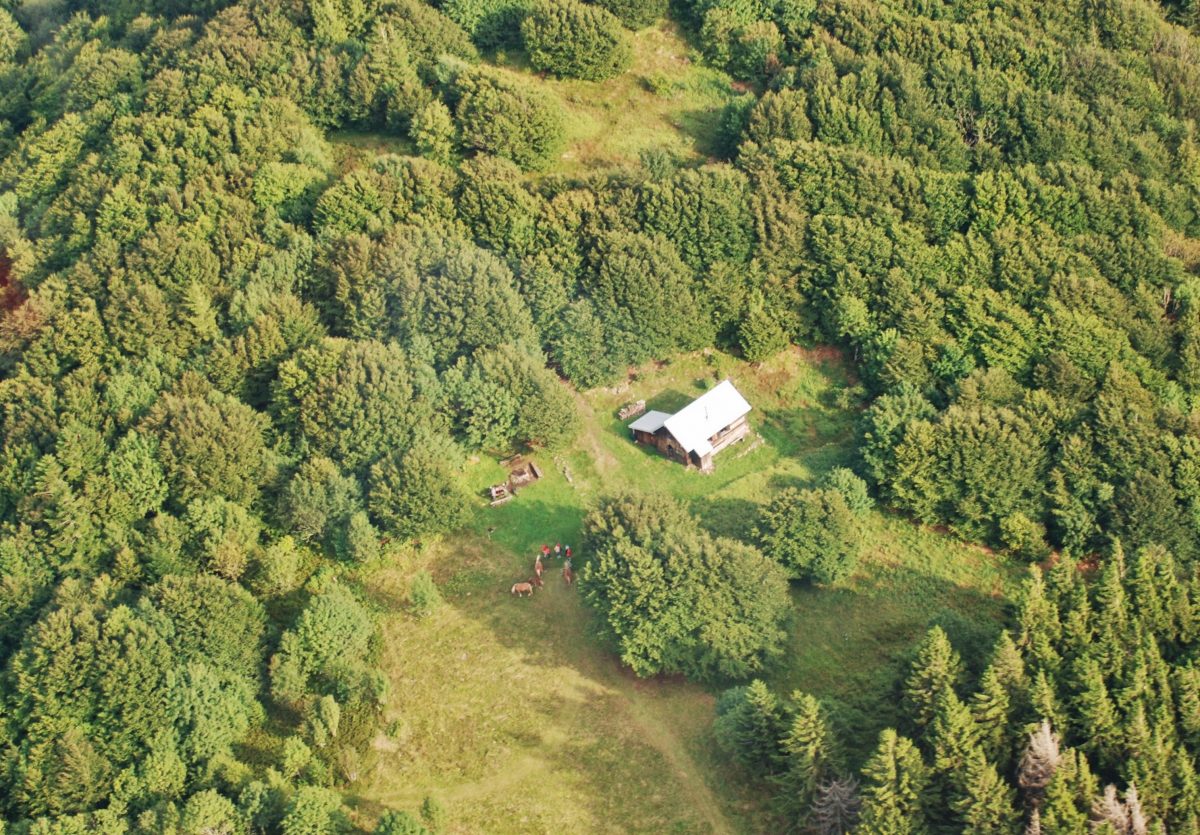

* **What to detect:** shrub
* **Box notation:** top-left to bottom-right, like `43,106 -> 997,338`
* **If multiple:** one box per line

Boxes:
376,810 -> 430,834
999,511 -> 1051,562
521,0 -> 632,81
592,0 -> 666,29
409,570 -> 443,617
421,795 -> 446,830
335,510 -> 383,564
756,488 -> 863,584
823,467 -> 873,515
442,0 -> 530,48
454,67 -> 566,170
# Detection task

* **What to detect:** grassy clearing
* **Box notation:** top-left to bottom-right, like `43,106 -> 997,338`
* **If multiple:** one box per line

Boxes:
349,347 -> 1021,832
489,21 -> 741,172
328,23 -> 741,177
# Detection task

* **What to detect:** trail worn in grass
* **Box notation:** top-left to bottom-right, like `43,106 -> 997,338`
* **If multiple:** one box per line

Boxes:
350,347 -> 1021,832
329,22 -> 741,178
351,536 -> 743,834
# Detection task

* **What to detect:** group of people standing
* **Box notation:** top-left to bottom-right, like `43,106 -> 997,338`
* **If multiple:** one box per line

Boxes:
535,542 -> 574,585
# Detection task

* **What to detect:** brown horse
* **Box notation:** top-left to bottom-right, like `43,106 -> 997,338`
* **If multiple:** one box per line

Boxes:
531,573 -> 544,588
511,581 -> 534,597
534,555 -> 544,579
562,566 -> 574,586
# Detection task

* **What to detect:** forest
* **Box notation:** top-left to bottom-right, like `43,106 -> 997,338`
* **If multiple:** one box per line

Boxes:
0,0 -> 1199,829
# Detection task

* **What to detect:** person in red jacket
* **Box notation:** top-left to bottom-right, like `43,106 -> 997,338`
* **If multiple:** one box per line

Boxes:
541,544 -> 551,561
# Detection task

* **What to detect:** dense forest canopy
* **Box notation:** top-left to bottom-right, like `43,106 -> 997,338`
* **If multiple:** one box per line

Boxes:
0,0 -> 1199,829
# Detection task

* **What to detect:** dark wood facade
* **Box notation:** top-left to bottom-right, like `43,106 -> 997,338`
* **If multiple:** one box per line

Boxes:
632,413 -> 751,472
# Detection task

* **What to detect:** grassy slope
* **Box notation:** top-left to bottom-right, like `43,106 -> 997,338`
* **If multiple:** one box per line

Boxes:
489,20 -> 740,172
348,348 -> 1021,833
329,22 -> 739,177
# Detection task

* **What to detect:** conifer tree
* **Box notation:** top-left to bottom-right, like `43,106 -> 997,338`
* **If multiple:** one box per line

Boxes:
952,748 -> 1019,834
1057,579 -> 1095,667
1029,670 -> 1067,735
929,690 -> 982,776
1018,721 -> 1061,803
1169,748 -> 1200,834
1179,666 -> 1200,752
1129,546 -> 1177,642
990,631 -> 1031,717
855,730 -> 930,835
971,666 -> 1012,764
714,680 -> 788,776
1017,569 -> 1062,674
903,627 -> 964,732
1040,749 -> 1096,834
1093,543 -> 1130,663
775,692 -> 841,827
1072,657 -> 1121,772
1123,710 -> 1175,825
812,778 -> 861,835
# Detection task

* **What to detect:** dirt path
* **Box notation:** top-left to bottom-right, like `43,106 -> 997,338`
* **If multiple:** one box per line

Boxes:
358,538 -> 747,834
540,571 -> 738,835
610,682 -> 735,835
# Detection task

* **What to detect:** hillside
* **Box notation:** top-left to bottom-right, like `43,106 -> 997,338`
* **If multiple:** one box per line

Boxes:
1,0 -> 1200,831
349,349 -> 1017,832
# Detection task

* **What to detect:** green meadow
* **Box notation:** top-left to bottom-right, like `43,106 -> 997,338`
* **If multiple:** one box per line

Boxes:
349,346 -> 1020,833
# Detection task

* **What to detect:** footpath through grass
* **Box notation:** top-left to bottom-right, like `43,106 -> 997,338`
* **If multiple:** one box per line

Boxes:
348,347 -> 1020,833
489,20 -> 740,172
329,22 -> 741,179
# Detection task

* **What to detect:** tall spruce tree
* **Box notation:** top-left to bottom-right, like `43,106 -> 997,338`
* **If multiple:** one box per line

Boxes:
1039,749 -> 1097,834
952,748 -> 1019,835
855,730 -> 930,835
775,692 -> 841,827
971,666 -> 1012,765
713,680 -> 788,775
903,627 -> 964,732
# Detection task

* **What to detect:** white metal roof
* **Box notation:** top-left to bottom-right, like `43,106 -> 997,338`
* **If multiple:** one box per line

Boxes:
662,380 -> 751,455
628,410 -> 671,434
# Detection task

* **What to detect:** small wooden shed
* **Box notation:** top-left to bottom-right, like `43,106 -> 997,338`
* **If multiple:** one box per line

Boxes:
628,380 -> 752,473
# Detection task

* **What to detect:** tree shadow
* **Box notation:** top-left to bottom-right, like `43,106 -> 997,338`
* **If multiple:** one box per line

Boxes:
765,472 -> 813,492
678,105 -> 733,160
689,495 -> 761,542
769,563 -> 1010,765
645,387 -> 695,414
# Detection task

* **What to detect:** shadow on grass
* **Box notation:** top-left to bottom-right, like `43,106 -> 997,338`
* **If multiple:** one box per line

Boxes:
689,494 -> 761,541
645,387 -> 696,414
772,563 -> 1008,766
425,527 -> 749,832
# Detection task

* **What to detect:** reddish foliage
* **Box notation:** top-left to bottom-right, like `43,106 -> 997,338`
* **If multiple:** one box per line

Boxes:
0,251 -> 27,313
